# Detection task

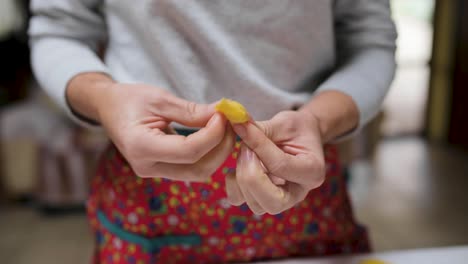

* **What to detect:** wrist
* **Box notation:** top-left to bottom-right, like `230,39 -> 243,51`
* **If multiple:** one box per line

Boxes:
66,72 -> 116,123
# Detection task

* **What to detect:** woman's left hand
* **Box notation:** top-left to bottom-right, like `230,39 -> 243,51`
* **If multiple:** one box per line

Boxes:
226,110 -> 326,215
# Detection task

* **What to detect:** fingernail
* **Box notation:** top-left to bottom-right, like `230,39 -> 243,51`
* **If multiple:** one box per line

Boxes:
233,124 -> 246,138
238,146 -> 246,166
245,148 -> 254,161
207,113 -> 219,127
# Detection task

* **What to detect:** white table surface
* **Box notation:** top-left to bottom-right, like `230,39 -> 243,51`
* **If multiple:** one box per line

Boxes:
250,245 -> 468,264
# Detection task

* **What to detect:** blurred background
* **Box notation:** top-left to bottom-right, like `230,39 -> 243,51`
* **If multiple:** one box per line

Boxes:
1,0 -> 468,263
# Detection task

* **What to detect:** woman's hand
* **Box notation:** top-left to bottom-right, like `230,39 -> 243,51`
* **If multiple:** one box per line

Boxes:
226,111 -> 326,214
67,73 -> 235,182
225,90 -> 359,214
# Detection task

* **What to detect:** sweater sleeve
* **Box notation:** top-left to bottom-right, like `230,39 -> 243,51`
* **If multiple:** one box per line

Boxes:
29,0 -> 110,127
316,0 -> 397,128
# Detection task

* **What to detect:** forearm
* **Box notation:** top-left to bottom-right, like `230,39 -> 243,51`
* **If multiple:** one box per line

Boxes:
317,0 -> 396,132
299,90 -> 359,143
66,72 -> 115,123
29,0 -> 111,127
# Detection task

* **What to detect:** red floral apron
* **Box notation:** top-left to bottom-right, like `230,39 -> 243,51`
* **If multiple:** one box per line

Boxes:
86,140 -> 369,264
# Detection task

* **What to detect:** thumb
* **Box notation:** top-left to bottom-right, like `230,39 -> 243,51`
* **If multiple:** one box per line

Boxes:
241,120 -> 285,185
158,95 -> 218,127
232,121 -> 284,174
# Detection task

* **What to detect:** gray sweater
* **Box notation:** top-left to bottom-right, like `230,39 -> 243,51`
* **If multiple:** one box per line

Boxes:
29,0 -> 396,129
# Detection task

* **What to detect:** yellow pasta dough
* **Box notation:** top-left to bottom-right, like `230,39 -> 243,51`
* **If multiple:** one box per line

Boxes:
215,98 -> 249,124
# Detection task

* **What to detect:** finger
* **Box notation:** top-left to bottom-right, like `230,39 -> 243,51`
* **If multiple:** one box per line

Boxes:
233,121 -> 321,186
137,122 -> 236,181
270,175 -> 286,185
156,95 -> 217,127
253,181 -> 307,215
258,160 -> 286,185
232,121 -> 288,176
257,117 -> 323,156
236,144 -> 266,215
257,115 -> 325,188
138,113 -> 227,164
225,172 -> 245,206
243,148 -> 308,214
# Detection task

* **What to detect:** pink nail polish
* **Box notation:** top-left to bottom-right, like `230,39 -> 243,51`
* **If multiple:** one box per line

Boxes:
246,148 -> 254,161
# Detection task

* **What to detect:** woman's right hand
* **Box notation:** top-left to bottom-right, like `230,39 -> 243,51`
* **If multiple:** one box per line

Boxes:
67,72 -> 235,182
